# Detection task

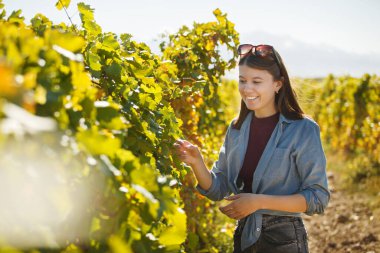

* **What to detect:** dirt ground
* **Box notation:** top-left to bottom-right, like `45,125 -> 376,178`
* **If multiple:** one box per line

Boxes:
303,172 -> 380,253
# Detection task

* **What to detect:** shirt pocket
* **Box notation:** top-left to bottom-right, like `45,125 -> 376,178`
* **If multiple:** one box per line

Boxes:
261,147 -> 298,192
271,147 -> 292,160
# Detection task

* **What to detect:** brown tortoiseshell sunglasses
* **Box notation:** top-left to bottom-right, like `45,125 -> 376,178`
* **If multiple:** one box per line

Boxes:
237,44 -> 281,67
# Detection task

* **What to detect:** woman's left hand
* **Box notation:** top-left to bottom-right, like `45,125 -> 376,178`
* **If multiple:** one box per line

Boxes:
219,193 -> 262,220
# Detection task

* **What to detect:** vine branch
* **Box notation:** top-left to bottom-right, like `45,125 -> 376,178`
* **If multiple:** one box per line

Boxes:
58,0 -> 78,33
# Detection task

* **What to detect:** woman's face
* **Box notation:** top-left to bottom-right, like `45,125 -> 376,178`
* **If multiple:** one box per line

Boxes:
238,65 -> 282,118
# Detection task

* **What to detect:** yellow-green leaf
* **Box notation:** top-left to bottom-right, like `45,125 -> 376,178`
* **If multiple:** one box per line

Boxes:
55,0 -> 71,10
158,208 -> 187,246
45,30 -> 85,53
108,234 -> 133,253
76,128 -> 121,156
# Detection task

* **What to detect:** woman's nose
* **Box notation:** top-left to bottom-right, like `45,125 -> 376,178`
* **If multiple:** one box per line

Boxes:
242,84 -> 255,93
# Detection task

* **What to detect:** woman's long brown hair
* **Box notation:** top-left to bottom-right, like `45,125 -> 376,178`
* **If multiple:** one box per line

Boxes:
232,47 -> 305,130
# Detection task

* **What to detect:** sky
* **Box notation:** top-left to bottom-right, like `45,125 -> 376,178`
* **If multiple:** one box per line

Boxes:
3,0 -> 380,78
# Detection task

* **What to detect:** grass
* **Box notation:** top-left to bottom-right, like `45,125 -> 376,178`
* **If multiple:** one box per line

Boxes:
324,142 -> 380,209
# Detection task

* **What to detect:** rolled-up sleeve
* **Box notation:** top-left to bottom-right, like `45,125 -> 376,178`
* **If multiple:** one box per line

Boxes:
195,120 -> 234,201
296,121 -> 330,215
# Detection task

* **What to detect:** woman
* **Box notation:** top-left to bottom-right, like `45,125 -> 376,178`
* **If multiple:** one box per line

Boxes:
173,44 -> 330,253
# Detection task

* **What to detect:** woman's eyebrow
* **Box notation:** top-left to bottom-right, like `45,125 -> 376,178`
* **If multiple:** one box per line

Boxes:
239,76 -> 263,80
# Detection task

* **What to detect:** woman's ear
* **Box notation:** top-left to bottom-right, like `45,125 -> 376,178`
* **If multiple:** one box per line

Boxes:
276,79 -> 283,90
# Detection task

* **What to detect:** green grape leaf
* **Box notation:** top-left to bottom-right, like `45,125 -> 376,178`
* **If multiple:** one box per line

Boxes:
132,183 -> 159,222
77,2 -> 102,36
108,234 -> 133,253
84,20 -> 102,37
141,121 -> 158,144
47,30 -> 85,53
105,62 -> 122,79
7,9 -> 24,24
76,128 -> 121,156
77,2 -> 95,21
158,208 -> 187,246
87,51 -> 102,71
0,10 -> 5,20
102,34 -> 120,51
130,165 -> 159,193
95,101 -> 126,130
55,0 -> 71,10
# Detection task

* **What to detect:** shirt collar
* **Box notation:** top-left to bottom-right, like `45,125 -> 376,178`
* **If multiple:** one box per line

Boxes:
248,110 -> 295,124
279,112 -> 296,124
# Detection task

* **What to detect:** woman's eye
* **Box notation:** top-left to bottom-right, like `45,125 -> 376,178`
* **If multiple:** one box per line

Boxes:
239,80 -> 260,85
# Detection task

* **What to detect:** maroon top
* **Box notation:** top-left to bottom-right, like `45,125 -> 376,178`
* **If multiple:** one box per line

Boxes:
237,111 -> 280,193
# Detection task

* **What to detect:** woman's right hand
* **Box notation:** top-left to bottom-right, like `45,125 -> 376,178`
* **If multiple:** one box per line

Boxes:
173,139 -> 203,167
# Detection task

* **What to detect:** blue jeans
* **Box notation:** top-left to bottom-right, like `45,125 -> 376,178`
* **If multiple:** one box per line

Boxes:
233,214 -> 309,253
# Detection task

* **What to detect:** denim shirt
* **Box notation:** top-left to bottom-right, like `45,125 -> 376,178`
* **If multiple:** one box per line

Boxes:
196,111 -> 330,251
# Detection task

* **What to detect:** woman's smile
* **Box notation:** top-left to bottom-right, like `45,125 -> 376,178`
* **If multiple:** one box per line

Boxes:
246,96 -> 259,101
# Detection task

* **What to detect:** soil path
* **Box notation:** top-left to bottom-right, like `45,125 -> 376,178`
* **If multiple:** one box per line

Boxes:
303,172 -> 380,253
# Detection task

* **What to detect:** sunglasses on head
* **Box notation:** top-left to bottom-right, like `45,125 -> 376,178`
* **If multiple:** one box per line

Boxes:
237,44 -> 281,67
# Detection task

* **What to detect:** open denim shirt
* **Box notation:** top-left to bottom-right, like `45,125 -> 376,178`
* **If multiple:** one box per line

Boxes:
196,111 -> 330,251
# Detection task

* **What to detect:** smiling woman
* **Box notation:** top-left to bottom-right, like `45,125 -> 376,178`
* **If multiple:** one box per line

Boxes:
174,43 -> 330,253
238,66 -> 281,118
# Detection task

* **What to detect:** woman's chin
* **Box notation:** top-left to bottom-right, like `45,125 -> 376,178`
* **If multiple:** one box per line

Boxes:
245,102 -> 258,110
